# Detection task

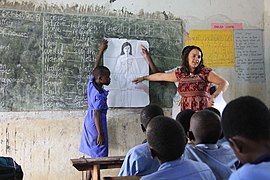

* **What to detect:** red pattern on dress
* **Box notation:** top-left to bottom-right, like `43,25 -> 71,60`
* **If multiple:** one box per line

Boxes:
175,67 -> 212,112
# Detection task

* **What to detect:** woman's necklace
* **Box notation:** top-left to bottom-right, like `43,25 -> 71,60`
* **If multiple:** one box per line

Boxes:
189,72 -> 197,78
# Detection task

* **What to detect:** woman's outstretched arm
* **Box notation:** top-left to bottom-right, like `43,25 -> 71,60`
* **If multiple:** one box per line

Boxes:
132,71 -> 177,84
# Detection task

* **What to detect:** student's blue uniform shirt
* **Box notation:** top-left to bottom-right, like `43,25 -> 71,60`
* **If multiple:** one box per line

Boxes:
184,143 -> 238,180
141,159 -> 216,180
229,153 -> 270,180
118,142 -> 160,176
79,75 -> 109,157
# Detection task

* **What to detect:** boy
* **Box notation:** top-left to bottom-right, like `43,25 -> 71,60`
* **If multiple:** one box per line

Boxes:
141,116 -> 215,180
184,110 -> 238,179
118,104 -> 164,176
79,39 -> 111,157
221,96 -> 270,180
175,109 -> 195,136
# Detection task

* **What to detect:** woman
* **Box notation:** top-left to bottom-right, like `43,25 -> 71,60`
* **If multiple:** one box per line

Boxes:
132,45 -> 229,111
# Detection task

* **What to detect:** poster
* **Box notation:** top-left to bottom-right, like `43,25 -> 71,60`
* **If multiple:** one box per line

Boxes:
185,30 -> 235,67
104,38 -> 150,107
234,29 -> 265,83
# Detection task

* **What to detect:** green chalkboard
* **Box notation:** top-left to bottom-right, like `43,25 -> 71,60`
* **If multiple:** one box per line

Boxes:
0,8 -> 183,111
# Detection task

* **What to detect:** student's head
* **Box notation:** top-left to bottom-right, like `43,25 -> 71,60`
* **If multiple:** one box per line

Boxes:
221,96 -> 270,163
189,110 -> 221,144
181,45 -> 204,75
146,116 -> 186,163
140,104 -> 164,132
175,109 -> 195,135
93,66 -> 111,85
204,107 -> 221,117
120,42 -> 132,55
204,107 -> 223,139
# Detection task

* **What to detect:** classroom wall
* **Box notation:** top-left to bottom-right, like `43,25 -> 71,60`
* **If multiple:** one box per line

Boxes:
0,0 -> 269,179
264,0 -> 270,106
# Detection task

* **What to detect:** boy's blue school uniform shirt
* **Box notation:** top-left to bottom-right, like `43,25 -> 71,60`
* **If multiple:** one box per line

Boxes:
140,158 -> 216,180
118,142 -> 160,176
184,143 -> 238,180
229,153 -> 270,180
79,75 -> 109,157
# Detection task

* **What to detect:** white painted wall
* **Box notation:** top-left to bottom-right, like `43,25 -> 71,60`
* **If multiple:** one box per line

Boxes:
0,0 -> 269,179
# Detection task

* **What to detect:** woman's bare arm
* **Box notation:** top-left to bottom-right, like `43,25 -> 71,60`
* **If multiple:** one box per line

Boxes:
208,71 -> 229,97
132,71 -> 177,83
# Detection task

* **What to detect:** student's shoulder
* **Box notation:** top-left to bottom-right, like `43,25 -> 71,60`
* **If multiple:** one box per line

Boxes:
182,158 -> 212,170
229,162 -> 270,180
127,143 -> 149,157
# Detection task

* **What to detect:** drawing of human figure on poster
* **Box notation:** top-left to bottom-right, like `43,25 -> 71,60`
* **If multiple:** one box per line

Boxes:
104,38 -> 149,107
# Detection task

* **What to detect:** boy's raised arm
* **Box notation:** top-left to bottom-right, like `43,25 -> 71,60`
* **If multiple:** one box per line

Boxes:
93,38 -> 108,69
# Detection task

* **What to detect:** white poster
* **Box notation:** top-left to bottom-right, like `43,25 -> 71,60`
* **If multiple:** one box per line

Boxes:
104,38 -> 150,107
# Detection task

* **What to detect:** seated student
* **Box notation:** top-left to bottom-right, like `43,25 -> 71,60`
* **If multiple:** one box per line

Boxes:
141,116 -> 216,180
221,96 -> 270,180
204,107 -> 229,145
184,110 -> 238,180
0,156 -> 23,180
175,109 -> 195,136
118,104 -> 164,176
204,106 -> 221,117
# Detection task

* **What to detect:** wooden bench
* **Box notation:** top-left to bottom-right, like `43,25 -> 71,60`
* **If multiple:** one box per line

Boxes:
103,176 -> 141,180
71,156 -> 125,180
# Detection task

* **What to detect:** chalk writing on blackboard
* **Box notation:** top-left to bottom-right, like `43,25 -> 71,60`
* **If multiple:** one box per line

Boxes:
0,8 -> 183,111
234,29 -> 265,83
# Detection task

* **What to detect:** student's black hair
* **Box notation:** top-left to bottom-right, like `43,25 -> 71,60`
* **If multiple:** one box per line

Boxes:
191,110 -> 221,144
146,116 -> 186,162
93,66 -> 110,79
204,107 -> 221,117
180,45 -> 204,75
120,42 -> 132,55
140,104 -> 164,130
204,107 -> 223,139
221,96 -> 270,141
175,109 -> 195,135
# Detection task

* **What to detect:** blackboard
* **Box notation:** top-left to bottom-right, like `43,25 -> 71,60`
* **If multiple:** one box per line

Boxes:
0,8 -> 183,111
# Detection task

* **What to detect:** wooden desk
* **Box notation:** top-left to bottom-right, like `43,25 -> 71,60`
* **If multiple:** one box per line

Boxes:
71,156 -> 125,180
103,176 -> 140,180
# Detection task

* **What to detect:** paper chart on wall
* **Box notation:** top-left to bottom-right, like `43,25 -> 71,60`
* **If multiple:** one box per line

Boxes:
234,29 -> 265,83
104,38 -> 150,107
185,30 -> 235,67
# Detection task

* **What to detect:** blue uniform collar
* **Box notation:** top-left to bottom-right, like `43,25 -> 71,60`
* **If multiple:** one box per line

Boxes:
251,152 -> 270,164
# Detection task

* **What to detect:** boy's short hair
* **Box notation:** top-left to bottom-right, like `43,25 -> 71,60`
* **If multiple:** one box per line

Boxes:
191,110 -> 221,144
204,107 -> 221,117
146,116 -> 186,162
140,104 -> 164,129
221,96 -> 270,141
93,66 -> 110,79
175,109 -> 195,134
